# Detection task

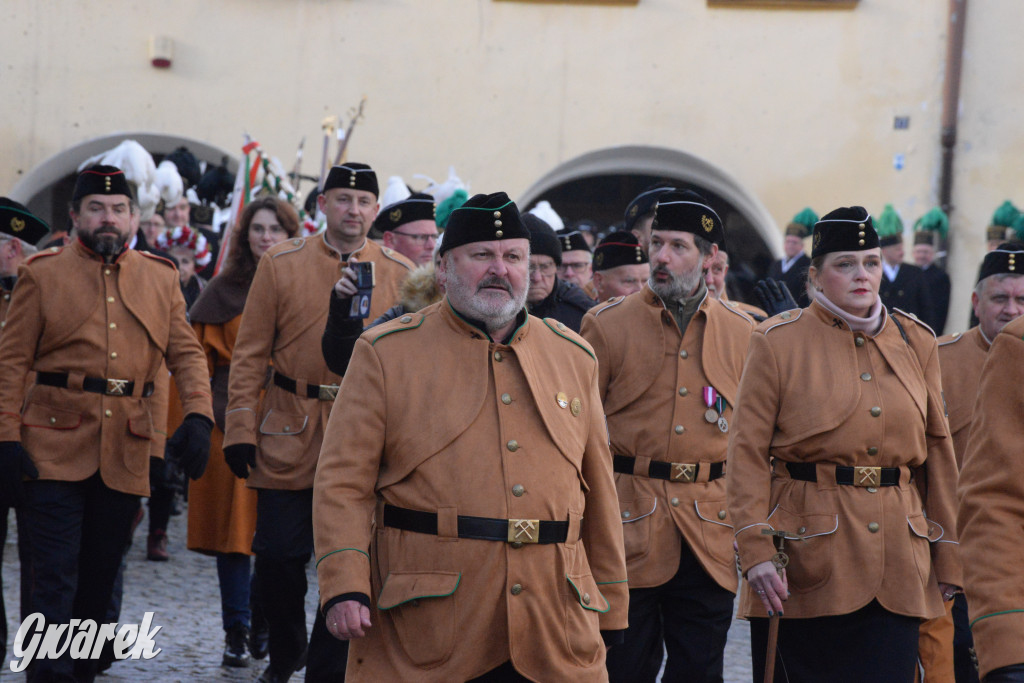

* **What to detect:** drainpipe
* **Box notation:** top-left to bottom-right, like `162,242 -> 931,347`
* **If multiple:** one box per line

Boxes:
938,0 -> 968,216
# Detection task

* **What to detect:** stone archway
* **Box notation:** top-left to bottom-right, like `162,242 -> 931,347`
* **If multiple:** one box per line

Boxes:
10,132 -> 237,233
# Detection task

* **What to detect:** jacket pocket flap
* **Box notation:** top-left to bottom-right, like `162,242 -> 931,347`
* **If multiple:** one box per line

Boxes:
566,573 -> 610,613
695,499 -> 733,528
767,506 -> 838,540
259,409 -> 309,436
22,402 -> 82,430
127,415 -> 153,439
378,571 -> 461,610
620,496 -> 656,524
907,514 -> 942,541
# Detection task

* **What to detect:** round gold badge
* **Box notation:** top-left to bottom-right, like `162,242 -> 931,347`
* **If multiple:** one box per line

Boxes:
570,398 -> 581,417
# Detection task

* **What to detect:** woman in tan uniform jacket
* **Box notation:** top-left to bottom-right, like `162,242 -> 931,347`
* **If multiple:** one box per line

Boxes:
186,197 -> 298,666
728,206 -> 961,682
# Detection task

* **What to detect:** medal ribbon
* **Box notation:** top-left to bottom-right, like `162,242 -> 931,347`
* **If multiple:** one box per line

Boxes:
703,386 -> 718,409
716,396 -> 726,415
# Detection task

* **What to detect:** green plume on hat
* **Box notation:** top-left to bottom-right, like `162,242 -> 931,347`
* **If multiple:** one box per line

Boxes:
875,204 -> 903,238
991,200 -> 1020,228
790,207 -> 818,229
1012,213 -> 1024,242
914,207 -> 948,238
436,188 -> 468,228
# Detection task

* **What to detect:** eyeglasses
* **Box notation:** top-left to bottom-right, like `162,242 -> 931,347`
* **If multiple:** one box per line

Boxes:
560,261 -> 591,272
390,231 -> 438,244
529,262 -> 557,276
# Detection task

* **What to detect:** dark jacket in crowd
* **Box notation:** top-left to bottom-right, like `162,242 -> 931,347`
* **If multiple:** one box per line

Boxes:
767,253 -> 811,308
527,278 -> 597,333
880,264 -> 934,330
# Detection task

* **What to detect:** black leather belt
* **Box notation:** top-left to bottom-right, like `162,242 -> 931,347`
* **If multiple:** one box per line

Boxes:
382,504 -> 571,545
783,461 -> 902,487
614,454 -> 724,483
272,371 -> 339,401
36,371 -> 154,398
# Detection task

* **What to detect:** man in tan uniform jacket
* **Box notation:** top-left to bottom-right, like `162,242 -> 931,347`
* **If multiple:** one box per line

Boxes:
314,192 -> 628,682
920,243 -> 1024,682
0,166 -> 213,682
581,190 -> 753,681
223,163 -> 412,682
956,245 -> 1024,683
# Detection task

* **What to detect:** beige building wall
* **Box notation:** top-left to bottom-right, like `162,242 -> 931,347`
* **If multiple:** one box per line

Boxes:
2,0 -> 1021,329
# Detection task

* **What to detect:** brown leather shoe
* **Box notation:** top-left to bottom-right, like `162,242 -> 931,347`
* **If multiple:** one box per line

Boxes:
146,529 -> 169,561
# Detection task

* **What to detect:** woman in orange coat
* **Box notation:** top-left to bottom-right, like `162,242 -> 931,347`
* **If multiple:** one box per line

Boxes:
187,197 -> 298,667
728,206 -> 961,682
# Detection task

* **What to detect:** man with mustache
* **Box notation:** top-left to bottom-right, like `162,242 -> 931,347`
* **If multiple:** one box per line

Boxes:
0,165 -> 213,682
314,191 -> 628,681
581,190 -> 754,682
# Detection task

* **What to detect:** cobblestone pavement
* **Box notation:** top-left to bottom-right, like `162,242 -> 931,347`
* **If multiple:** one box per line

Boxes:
1,506 -> 752,682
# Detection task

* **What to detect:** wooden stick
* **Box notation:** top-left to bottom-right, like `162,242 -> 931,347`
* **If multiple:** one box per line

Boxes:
760,529 -> 791,683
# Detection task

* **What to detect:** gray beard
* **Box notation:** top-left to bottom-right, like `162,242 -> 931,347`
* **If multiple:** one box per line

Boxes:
445,261 -> 527,333
649,263 -> 703,302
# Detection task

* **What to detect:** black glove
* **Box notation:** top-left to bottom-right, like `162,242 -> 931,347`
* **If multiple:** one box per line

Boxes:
754,278 -> 799,318
224,443 -> 257,480
0,441 -> 39,508
167,413 -> 213,480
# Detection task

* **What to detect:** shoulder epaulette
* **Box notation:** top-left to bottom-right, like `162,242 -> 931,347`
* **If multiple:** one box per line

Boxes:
371,312 -> 425,345
592,296 -> 625,317
893,308 -> 936,337
542,318 -> 595,360
25,245 -> 63,264
380,246 -> 413,271
937,331 -> 963,347
270,237 -> 307,259
138,250 -> 177,269
717,299 -> 756,326
763,308 -> 802,334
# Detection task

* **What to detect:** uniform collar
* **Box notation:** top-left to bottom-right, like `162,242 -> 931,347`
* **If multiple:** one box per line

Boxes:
442,297 -> 528,345
72,237 -> 130,265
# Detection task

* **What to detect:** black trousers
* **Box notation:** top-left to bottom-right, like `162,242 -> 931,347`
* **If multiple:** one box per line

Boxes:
987,664 -> 1024,683
19,473 -> 140,683
952,593 -> 980,683
606,540 -> 735,683
252,487 -> 348,681
749,599 -> 919,683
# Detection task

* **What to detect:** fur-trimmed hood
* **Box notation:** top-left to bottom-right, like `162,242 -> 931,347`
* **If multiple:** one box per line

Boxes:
399,264 -> 443,313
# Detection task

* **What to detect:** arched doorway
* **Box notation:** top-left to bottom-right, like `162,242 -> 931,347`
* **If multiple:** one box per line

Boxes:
518,145 -> 780,303
10,132 -> 238,234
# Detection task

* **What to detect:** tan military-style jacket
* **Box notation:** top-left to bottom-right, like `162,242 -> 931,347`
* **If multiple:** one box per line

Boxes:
225,233 -> 412,490
580,285 -> 754,591
728,302 -> 961,620
937,326 -> 990,467
313,301 -> 628,682
957,315 -> 1024,678
0,241 -> 212,497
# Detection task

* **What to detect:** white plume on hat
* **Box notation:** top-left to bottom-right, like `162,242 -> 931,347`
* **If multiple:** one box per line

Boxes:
528,201 -> 563,232
155,160 -> 184,204
417,167 -> 468,206
380,176 -> 412,210
78,139 -> 186,221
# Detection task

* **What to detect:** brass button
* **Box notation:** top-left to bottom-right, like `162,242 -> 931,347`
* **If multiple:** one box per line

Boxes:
678,387 -> 688,396
780,311 -> 792,320
511,584 -> 523,595
104,409 -> 112,418
867,487 -> 878,493
510,541 -> 523,549
674,425 -> 684,435
399,315 -> 412,324
870,407 -> 881,417
622,510 -> 631,519
679,350 -> 689,359
867,447 -> 879,456
868,522 -> 880,533
512,484 -> 525,497
501,393 -> 512,405
106,296 -> 115,303
2,294 -> 8,301
855,336 -> 865,347
506,440 -> 519,452
110,352 -> 118,359
557,322 -> 566,331
49,417 -> 57,424
860,373 -> 872,381
717,510 -> 727,520
582,593 -> 591,605
493,351 -> 503,362
797,526 -> 807,535
670,497 -> 680,507
104,269 -> 111,275
283,426 -> 291,432
109,322 -> 117,329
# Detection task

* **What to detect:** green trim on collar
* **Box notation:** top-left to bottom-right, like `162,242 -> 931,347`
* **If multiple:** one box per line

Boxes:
378,573 -> 462,611
315,547 -> 369,568
566,575 -> 609,613
970,608 -> 1024,628
447,298 -> 493,342
371,314 -> 425,345
542,318 -> 595,360
596,579 -> 628,585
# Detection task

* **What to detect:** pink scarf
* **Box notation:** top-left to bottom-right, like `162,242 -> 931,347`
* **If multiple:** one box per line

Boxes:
813,289 -> 885,335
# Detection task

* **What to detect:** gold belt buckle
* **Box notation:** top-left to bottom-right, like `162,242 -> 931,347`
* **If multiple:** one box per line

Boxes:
854,466 -> 881,487
318,384 -> 339,401
507,519 -> 540,544
105,378 -> 129,396
671,463 -> 697,483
